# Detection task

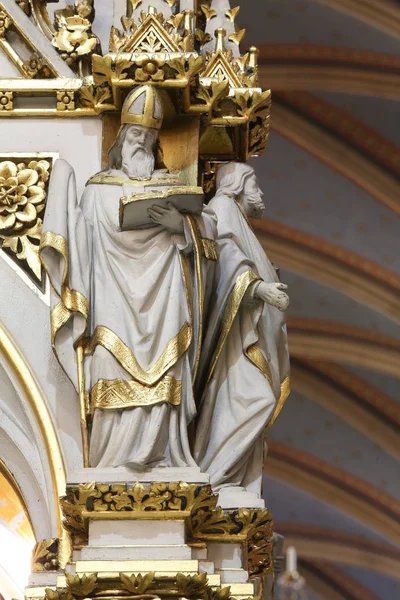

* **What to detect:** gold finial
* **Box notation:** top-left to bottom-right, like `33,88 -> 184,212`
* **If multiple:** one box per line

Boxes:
215,28 -> 226,52
248,46 -> 259,70
148,5 -> 157,14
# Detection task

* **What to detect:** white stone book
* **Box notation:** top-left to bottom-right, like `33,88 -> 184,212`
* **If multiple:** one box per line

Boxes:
119,186 -> 204,230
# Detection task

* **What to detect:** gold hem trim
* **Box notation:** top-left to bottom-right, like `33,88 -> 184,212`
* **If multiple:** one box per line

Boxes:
185,215 -> 204,383
268,376 -> 291,429
201,238 -> 218,262
86,174 -> 181,186
40,231 -> 89,344
245,344 -> 273,386
84,323 -> 192,386
91,376 -> 182,410
207,270 -> 261,384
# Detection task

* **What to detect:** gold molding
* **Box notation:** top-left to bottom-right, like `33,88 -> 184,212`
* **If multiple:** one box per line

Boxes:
291,360 -> 400,461
266,444 -> 400,546
271,100 -> 400,215
315,0 -> 400,39
276,524 -> 400,580
0,324 -> 70,565
254,221 -> 400,324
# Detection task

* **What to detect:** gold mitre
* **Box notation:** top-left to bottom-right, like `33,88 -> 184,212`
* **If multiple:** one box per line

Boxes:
121,86 -> 163,130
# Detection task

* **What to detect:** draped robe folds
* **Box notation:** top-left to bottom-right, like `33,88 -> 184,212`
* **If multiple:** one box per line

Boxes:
194,194 -> 290,494
40,159 -> 217,469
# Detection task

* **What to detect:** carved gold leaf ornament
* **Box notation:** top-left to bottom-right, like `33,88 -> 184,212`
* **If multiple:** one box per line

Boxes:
52,2 -> 99,70
0,158 -> 52,284
176,572 -> 208,599
66,573 -> 98,596
135,55 -> 165,82
200,4 -> 217,21
0,9 -> 11,35
120,572 -> 155,594
228,28 -> 246,46
31,538 -> 59,572
130,0 -> 142,10
225,6 -> 240,22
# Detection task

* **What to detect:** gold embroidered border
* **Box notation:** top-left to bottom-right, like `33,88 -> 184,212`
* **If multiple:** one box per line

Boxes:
207,270 -> 261,384
40,232 -> 89,344
185,215 -> 204,382
245,344 -> 273,386
268,376 -> 291,428
91,376 -> 182,410
201,238 -> 218,262
86,174 -> 181,186
84,323 -> 192,386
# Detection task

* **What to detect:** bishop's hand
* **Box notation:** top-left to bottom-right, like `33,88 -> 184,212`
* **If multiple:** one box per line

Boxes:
255,281 -> 289,312
148,203 -> 184,233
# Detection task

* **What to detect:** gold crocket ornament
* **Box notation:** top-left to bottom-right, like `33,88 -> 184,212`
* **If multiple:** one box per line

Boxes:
25,2 -> 289,600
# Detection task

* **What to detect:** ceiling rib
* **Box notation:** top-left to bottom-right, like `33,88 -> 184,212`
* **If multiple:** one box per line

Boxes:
254,220 -> 400,324
315,0 -> 400,39
275,523 -> 400,579
291,359 -> 400,461
287,319 -> 400,376
299,560 -> 381,600
265,442 -> 400,546
270,102 -> 400,215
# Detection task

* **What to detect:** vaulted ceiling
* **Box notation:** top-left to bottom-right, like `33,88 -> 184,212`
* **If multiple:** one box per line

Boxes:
240,1 -> 400,598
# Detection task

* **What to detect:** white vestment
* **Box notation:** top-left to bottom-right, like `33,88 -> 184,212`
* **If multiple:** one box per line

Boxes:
40,159 -> 217,469
194,194 -> 290,494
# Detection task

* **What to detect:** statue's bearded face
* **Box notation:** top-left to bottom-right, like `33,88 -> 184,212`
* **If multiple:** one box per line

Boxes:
242,174 -> 265,218
121,124 -> 157,179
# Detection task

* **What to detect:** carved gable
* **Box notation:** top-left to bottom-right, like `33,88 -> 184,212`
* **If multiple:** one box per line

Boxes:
123,12 -> 181,53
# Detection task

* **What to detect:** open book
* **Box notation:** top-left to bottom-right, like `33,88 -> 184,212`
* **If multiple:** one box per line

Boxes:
119,186 -> 204,230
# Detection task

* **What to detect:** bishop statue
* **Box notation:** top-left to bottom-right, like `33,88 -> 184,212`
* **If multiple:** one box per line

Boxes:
40,86 -> 217,469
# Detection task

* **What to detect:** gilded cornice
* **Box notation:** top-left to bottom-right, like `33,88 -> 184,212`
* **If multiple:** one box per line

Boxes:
300,560 -> 380,600
275,523 -> 400,579
315,0 -> 400,39
291,359 -> 400,460
266,442 -> 400,545
253,219 -> 400,323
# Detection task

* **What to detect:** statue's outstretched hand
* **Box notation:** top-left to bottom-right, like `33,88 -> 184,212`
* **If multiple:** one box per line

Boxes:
148,203 -> 184,233
255,281 -> 289,312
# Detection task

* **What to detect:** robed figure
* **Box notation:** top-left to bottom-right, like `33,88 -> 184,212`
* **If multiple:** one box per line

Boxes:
194,163 -> 290,495
40,86 -> 217,469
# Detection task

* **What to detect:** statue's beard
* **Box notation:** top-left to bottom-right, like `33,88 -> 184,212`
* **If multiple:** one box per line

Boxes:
121,144 -> 155,179
246,192 -> 265,219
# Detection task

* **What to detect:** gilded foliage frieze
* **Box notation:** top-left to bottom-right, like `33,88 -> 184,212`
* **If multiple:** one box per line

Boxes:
59,481 -> 273,580
39,572 -> 238,600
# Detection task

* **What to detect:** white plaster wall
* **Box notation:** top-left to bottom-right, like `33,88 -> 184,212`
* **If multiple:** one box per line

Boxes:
0,118 -> 102,197
0,53 -> 21,77
0,257 -> 83,476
